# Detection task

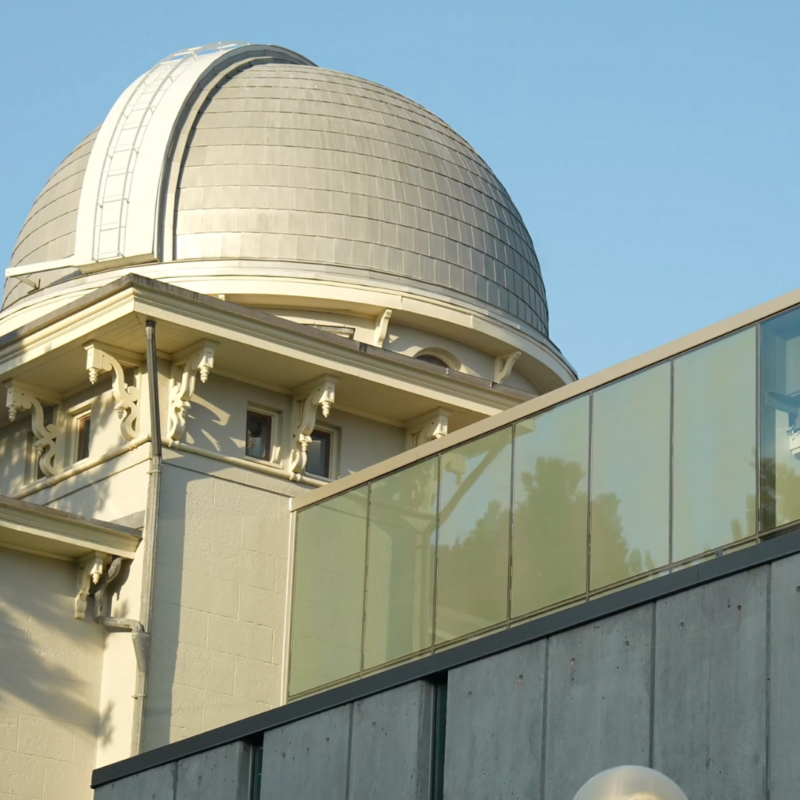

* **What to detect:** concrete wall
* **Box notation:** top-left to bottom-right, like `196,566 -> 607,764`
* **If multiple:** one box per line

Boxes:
142,453 -> 307,750
94,742 -> 252,800
100,553 -> 800,800
0,548 -> 104,800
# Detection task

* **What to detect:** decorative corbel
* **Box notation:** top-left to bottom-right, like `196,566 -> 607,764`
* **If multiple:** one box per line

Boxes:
405,408 -> 451,450
84,342 -> 141,440
167,341 -> 217,446
289,375 -> 338,480
5,380 -> 61,477
75,552 -> 110,620
373,309 -> 393,348
494,350 -> 521,385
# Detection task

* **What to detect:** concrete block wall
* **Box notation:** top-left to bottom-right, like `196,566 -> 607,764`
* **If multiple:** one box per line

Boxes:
94,742 -> 251,800
0,549 -> 104,800
143,456 -> 305,749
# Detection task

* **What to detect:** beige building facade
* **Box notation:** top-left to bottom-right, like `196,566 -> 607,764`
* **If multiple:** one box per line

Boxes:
0,43 -> 574,799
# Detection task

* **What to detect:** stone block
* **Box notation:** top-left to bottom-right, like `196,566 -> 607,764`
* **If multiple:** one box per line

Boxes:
261,705 -> 351,800
176,741 -> 250,800
172,642 -> 236,695
349,682 -> 434,800
444,641 -> 546,800
200,691 -> 268,731
150,601 -> 209,648
238,585 -> 285,631
18,714 -> 74,762
544,604 -> 653,800
42,759 -> 93,800
210,544 -> 275,590
653,567 -> 768,799
207,616 -> 273,663
0,749 -> 44,798
0,709 -> 18,751
93,763 -> 176,800
233,656 -> 281,704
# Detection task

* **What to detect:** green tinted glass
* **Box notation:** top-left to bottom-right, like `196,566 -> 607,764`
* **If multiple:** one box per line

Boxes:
512,397 -> 590,617
363,458 -> 438,669
590,364 -> 671,589
436,427 -> 513,643
760,308 -> 800,531
673,328 -> 756,559
289,486 -> 368,695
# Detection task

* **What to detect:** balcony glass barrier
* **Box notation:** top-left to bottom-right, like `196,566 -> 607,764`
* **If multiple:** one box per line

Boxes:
288,306 -> 800,698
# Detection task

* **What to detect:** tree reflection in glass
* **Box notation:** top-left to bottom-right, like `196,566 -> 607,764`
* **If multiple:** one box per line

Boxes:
436,428 -> 512,643
512,397 -> 590,617
590,364 -> 670,589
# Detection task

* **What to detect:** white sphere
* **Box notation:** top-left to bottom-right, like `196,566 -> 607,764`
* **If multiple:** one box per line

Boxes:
573,765 -> 689,800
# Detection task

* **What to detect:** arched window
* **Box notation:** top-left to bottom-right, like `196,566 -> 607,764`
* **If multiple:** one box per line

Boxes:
415,353 -> 450,369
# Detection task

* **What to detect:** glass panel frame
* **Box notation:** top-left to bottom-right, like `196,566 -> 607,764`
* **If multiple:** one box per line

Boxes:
590,363 -> 671,590
511,396 -> 590,618
435,427 -> 513,644
363,457 -> 438,669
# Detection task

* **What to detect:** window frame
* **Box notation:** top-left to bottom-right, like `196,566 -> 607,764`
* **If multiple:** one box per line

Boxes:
244,405 -> 279,465
67,400 -> 93,464
305,424 -> 338,481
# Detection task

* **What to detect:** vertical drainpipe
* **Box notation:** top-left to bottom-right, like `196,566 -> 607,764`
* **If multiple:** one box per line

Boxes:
131,320 -> 164,754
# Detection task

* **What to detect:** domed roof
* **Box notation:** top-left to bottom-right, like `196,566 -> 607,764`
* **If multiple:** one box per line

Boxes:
172,64 -> 549,335
4,43 -> 572,386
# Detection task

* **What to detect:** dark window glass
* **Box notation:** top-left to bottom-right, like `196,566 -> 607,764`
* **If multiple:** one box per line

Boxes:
245,410 -> 273,460
306,429 -> 332,478
760,308 -> 800,531
76,415 -> 91,462
415,354 -> 450,369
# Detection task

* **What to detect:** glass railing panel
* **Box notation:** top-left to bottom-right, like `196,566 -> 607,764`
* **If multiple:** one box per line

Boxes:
760,308 -> 800,532
511,396 -> 590,617
590,364 -> 671,590
435,427 -> 513,643
288,486 -> 368,696
673,328 -> 757,559
363,458 -> 438,669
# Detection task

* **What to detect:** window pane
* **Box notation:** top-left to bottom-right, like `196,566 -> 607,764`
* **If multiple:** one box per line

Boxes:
76,415 -> 91,462
289,486 -> 368,695
306,429 -> 331,478
673,329 -> 756,559
245,411 -> 272,460
512,397 -> 589,617
590,364 -> 670,590
760,308 -> 800,531
363,458 -> 437,669
436,427 -> 512,643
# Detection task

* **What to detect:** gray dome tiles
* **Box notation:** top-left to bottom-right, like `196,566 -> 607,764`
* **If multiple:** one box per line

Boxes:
174,65 -> 549,335
11,129 -> 98,269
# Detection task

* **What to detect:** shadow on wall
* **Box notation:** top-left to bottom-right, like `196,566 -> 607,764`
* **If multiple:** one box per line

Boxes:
0,549 -> 110,756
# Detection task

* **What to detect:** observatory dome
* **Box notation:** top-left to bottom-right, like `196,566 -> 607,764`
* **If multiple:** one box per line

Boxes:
4,43 -> 574,390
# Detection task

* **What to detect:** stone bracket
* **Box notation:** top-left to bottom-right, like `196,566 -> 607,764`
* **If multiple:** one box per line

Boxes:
374,309 -> 393,347
75,551 -> 110,620
167,340 -> 217,446
5,380 -> 62,478
494,350 -> 521,385
85,341 -> 141,441
406,407 -> 450,450
289,375 -> 338,480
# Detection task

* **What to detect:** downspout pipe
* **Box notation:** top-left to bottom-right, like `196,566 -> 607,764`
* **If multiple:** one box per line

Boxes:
93,558 -> 149,673
130,319 -> 164,754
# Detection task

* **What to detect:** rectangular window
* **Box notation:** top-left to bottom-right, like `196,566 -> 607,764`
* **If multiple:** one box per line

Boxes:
511,396 -> 590,617
436,427 -> 513,643
306,428 -> 333,478
760,309 -> 800,532
363,457 -> 438,669
245,409 -> 273,461
289,486 -> 368,696
673,328 -> 756,559
75,414 -> 91,462
590,364 -> 671,590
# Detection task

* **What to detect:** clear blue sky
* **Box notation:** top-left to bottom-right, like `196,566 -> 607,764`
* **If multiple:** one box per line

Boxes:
1,0 -> 797,378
